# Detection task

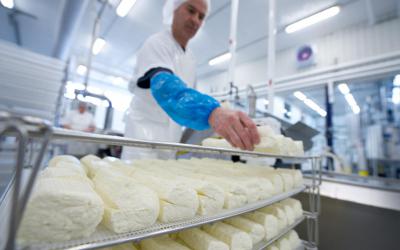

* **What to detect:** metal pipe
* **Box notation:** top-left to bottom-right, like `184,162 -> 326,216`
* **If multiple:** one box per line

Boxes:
52,0 -> 90,60
84,0 -> 108,89
267,0 -> 276,113
227,0 -> 239,92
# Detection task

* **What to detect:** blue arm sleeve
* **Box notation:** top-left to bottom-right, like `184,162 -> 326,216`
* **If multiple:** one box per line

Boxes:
150,72 -> 220,130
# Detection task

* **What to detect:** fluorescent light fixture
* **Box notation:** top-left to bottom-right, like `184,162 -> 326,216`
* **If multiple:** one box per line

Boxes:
394,74 -> 400,86
344,93 -> 360,114
209,52 -> 232,66
304,98 -> 327,117
338,83 -> 350,95
92,38 -> 106,55
285,6 -> 340,34
77,65 -> 87,76
116,0 -> 137,17
393,87 -> 400,104
293,91 -> 307,101
0,0 -> 14,9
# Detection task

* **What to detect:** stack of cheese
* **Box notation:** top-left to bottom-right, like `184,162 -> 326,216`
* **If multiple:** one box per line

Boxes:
202,125 -> 304,156
82,160 -> 160,233
18,156 -> 104,243
266,230 -> 302,250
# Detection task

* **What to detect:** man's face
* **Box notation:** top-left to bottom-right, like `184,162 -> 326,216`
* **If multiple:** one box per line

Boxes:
172,0 -> 207,42
78,104 -> 86,113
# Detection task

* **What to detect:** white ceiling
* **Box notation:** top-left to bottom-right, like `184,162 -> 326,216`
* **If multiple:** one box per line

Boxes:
0,0 -> 399,82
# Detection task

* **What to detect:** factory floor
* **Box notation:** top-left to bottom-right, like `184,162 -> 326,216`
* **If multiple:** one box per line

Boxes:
296,193 -> 400,250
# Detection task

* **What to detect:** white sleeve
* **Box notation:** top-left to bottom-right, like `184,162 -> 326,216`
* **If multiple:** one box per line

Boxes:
135,36 -> 175,79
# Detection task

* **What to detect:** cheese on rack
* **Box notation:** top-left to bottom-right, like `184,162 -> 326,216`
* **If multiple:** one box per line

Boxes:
258,205 -> 288,232
275,203 -> 295,225
280,198 -> 303,219
114,167 -> 199,223
48,155 -> 81,167
92,168 -> 159,233
266,244 -> 279,250
132,164 -> 225,216
202,222 -> 252,250
100,242 -> 139,250
276,169 -> 303,188
18,176 -> 103,243
276,237 -> 291,250
178,228 -> 229,250
40,163 -> 88,183
80,154 -> 112,178
285,230 -> 302,249
224,216 -> 265,244
140,235 -> 190,250
242,211 -> 278,240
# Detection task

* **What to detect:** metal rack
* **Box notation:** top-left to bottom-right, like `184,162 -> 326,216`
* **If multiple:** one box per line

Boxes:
0,112 -> 321,250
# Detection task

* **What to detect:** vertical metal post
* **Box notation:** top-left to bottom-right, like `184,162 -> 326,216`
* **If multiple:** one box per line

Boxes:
227,0 -> 239,90
325,84 -> 334,170
267,0 -> 276,114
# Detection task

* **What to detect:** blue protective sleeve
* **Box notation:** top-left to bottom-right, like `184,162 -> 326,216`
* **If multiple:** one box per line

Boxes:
150,72 -> 220,130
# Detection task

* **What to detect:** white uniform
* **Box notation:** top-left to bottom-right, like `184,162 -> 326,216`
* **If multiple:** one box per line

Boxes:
62,110 -> 96,156
122,29 -> 197,160
63,110 -> 95,131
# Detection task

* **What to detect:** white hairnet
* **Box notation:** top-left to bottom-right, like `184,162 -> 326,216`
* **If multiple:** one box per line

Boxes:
162,0 -> 211,26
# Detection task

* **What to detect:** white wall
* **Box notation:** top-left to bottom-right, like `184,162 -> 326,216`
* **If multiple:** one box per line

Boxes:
199,17 -> 400,93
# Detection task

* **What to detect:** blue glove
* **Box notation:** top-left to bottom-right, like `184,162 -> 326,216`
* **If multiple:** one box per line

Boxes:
150,72 -> 220,130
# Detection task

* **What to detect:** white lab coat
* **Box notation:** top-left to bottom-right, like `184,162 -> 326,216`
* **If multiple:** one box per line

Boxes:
122,29 -> 196,160
62,110 -> 97,156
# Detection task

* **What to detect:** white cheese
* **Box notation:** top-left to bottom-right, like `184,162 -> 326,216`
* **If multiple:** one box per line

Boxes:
179,228 -> 229,250
281,198 -> 303,219
275,203 -> 295,225
276,238 -> 291,250
99,242 -> 139,250
224,216 -> 265,244
258,205 -> 288,233
18,177 -> 104,243
48,155 -> 81,167
80,154 -> 110,178
242,211 -> 278,240
285,230 -> 302,249
92,168 -> 159,233
202,222 -> 252,250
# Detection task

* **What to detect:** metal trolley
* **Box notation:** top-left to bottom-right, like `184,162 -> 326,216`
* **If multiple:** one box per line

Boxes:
0,112 -> 321,250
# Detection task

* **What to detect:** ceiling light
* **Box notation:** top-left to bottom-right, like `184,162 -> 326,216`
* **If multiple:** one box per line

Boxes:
76,65 -> 87,76
285,6 -> 340,34
0,0 -> 14,9
304,98 -> 327,117
293,91 -> 307,101
338,83 -> 350,95
116,0 -> 137,17
394,74 -> 400,86
92,38 -> 106,55
344,93 -> 360,114
393,87 -> 400,104
209,52 -> 232,66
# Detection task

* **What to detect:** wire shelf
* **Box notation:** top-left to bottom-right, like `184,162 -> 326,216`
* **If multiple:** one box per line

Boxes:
20,186 -> 306,250
253,215 -> 306,250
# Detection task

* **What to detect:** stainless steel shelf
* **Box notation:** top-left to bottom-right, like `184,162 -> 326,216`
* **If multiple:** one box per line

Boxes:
21,186 -> 306,250
26,128 -> 314,161
253,215 -> 306,250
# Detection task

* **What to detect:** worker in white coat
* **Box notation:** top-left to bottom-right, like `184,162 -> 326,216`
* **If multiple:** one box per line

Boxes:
63,102 -> 95,132
122,0 -> 260,160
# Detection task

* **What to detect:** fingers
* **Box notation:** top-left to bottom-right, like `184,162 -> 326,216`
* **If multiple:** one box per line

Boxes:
238,112 -> 260,145
231,119 -> 253,150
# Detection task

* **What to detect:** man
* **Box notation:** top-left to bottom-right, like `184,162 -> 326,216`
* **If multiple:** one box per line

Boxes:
63,102 -> 96,132
122,0 -> 260,160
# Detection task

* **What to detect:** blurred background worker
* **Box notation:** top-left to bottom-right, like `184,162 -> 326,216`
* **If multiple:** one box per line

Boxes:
63,101 -> 95,133
122,0 -> 260,160
62,101 -> 97,157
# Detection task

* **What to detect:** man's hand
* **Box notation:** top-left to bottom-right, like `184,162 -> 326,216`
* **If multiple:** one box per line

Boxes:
208,107 -> 260,151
